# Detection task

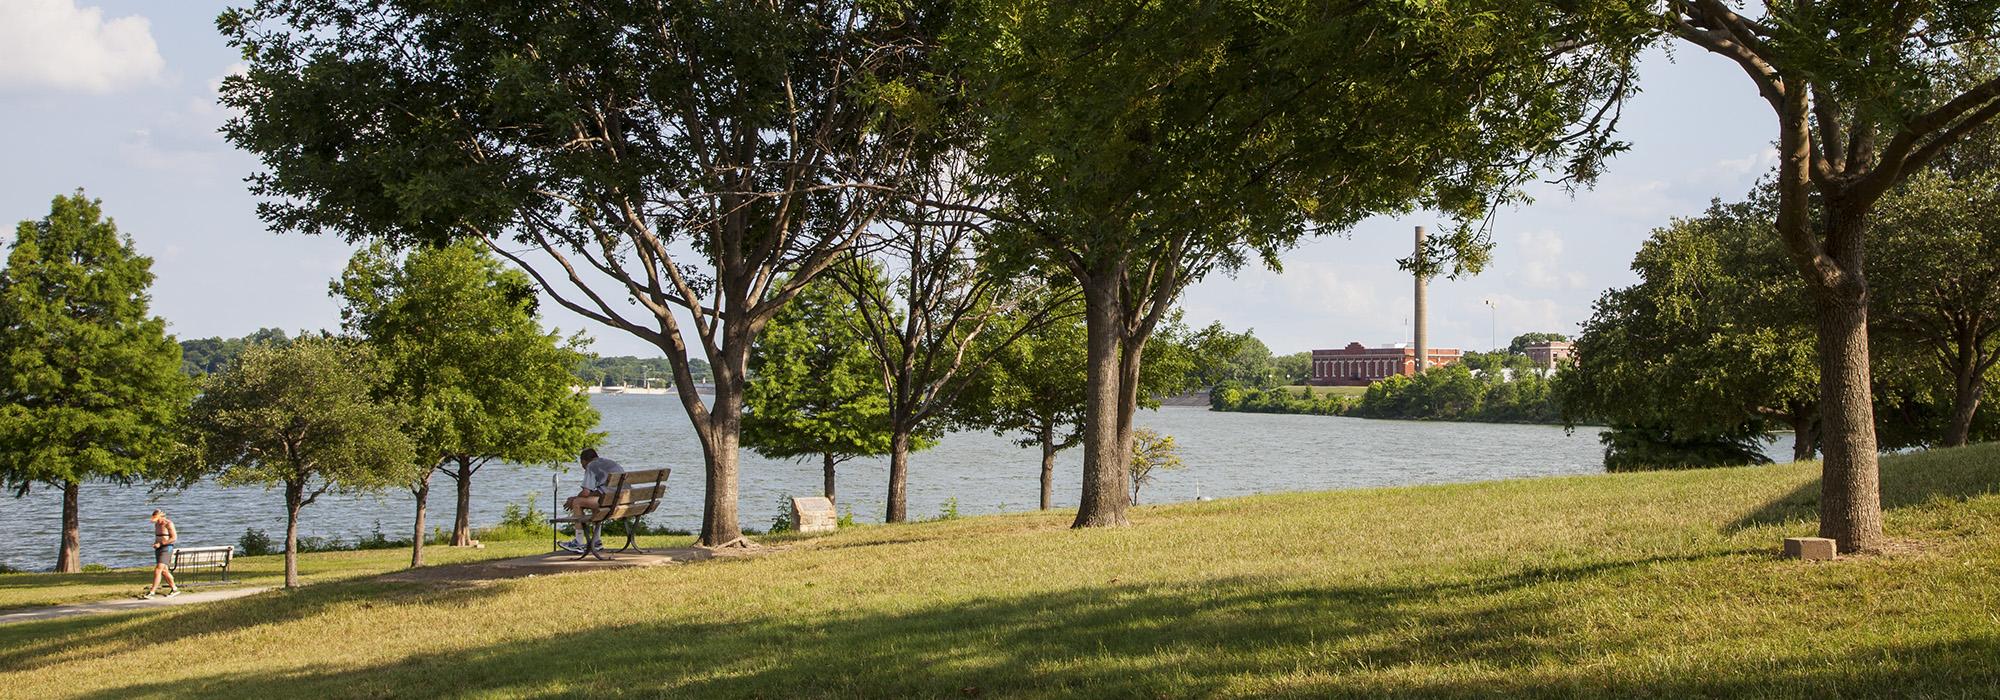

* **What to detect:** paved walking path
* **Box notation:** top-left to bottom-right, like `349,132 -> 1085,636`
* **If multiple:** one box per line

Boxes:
0,586 -> 274,625
0,542 -> 769,625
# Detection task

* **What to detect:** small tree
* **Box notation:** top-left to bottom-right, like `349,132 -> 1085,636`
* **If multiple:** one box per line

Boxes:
334,241 -> 599,566
0,192 -> 192,573
1128,428 -> 1184,506
186,337 -> 416,587
742,279 -> 895,504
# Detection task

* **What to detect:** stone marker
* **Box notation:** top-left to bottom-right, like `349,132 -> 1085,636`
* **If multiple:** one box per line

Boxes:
1783,536 -> 1836,561
791,496 -> 837,533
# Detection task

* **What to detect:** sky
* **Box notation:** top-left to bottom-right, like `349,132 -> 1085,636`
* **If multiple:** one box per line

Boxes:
0,0 -> 1778,358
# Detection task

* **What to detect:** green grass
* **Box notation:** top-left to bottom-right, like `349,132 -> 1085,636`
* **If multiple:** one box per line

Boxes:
0,534 -> 694,610
5,444 -> 2000,698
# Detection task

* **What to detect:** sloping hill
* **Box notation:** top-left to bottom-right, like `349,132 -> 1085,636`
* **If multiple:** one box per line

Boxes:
4,444 -> 1999,698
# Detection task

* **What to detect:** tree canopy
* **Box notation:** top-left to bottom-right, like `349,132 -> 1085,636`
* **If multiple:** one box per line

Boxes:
743,277 -> 897,505
334,241 -> 599,559
185,336 -> 416,587
0,192 -> 192,572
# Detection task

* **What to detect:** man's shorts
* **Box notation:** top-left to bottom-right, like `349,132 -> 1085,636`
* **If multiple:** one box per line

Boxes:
154,544 -> 175,567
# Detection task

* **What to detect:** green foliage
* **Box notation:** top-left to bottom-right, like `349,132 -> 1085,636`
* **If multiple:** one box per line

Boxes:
743,278 -> 896,467
577,356 -> 707,387
179,328 -> 290,376
1211,385 -> 1358,417
0,192 -> 193,491
1506,332 -> 1569,356
0,192 -> 194,571
334,241 -> 601,472
1128,428 -> 1186,505
1555,195 -> 1820,461
768,495 -> 797,535
932,497 -> 961,522
1600,425 -> 1774,473
1869,135 -> 2000,446
184,336 -> 418,586
237,528 -> 276,557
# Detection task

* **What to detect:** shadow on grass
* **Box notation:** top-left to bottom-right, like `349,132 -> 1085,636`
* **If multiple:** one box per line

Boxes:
0,578 -> 493,674
54,550 -> 1920,699
1729,444 -> 2000,532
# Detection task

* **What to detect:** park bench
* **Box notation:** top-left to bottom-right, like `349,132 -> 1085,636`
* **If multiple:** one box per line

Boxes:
549,468 -> 670,560
169,545 -> 235,583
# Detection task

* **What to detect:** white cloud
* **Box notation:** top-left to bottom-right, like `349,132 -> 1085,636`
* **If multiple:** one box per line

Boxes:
1273,260 -> 1384,317
1514,229 -> 1566,290
0,0 -> 165,94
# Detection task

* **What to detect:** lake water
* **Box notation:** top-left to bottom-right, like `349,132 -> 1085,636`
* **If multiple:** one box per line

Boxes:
0,395 -> 1792,570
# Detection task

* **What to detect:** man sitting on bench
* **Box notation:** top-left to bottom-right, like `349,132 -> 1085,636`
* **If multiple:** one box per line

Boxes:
559,448 -> 624,553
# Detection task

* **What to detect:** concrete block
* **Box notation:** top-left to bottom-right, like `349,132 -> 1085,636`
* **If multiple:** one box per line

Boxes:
1783,537 -> 1836,561
791,496 -> 837,533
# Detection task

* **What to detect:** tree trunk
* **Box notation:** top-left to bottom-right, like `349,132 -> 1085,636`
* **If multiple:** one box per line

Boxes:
1038,423 -> 1056,511
1943,344 -> 1984,448
1790,414 -> 1819,463
1074,273 -> 1130,528
450,456 -> 474,546
696,349 -> 747,546
283,482 -> 303,589
56,480 -> 80,574
410,470 -> 432,568
1811,271 -> 1884,553
822,452 -> 837,504
886,430 -> 912,523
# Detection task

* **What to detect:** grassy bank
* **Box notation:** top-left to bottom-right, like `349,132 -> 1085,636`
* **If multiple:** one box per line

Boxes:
4,444 -> 2000,697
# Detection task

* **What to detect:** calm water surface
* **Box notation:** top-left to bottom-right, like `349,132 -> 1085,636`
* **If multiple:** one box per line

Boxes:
0,395 -> 1791,570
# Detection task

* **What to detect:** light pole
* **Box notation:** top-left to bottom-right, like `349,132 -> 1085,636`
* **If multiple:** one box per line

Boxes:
1484,299 -> 1497,352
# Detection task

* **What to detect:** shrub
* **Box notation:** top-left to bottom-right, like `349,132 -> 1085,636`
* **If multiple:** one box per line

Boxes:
932,497 -> 961,522
769,494 -> 796,533
238,528 -> 276,556
81,563 -> 111,573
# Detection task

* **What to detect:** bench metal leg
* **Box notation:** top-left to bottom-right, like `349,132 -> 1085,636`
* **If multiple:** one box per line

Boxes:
613,519 -> 643,554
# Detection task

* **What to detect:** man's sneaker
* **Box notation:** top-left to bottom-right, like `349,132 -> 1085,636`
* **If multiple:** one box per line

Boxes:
140,592 -> 156,600
556,541 -> 584,553
166,589 -> 182,598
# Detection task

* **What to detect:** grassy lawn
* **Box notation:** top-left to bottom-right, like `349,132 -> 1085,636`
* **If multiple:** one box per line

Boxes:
4,444 -> 1999,697
0,534 -> 695,610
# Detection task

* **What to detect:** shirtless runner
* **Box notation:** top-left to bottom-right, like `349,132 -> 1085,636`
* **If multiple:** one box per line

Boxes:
145,510 -> 181,599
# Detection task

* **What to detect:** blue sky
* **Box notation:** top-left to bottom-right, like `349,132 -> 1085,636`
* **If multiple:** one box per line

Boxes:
0,0 -> 1776,358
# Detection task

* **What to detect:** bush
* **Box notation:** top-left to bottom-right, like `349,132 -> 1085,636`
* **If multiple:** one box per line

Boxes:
769,494 -> 796,534
81,563 -> 111,573
931,497 -> 961,522
238,528 -> 276,556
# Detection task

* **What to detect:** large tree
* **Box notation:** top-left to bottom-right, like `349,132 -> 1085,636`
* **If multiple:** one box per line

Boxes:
957,0 -> 1649,526
1871,156 -> 2000,448
184,337 -> 416,588
742,278 -> 895,505
1558,196 -> 1822,462
1662,2 -> 2000,552
220,0 -> 945,546
333,241 -> 600,566
0,192 -> 192,573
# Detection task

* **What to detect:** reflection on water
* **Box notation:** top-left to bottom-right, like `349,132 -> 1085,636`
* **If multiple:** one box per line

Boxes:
0,395 -> 1789,570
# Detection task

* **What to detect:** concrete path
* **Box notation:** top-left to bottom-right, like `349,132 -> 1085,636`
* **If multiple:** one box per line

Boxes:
0,586 -> 273,625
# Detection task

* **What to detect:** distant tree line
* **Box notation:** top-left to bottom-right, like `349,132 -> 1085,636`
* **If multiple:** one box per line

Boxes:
578,356 -> 710,387
179,328 -> 291,375
1207,332 -> 1566,424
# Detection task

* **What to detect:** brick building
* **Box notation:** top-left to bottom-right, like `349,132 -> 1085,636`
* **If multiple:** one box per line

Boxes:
1523,340 -> 1575,370
1309,342 -> 1463,386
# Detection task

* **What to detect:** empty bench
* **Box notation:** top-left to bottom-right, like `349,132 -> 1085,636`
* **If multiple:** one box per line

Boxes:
170,545 -> 235,582
550,468 -> 670,560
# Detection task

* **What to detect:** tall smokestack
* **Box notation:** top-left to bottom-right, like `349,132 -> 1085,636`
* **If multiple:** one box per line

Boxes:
1414,225 -> 1428,373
